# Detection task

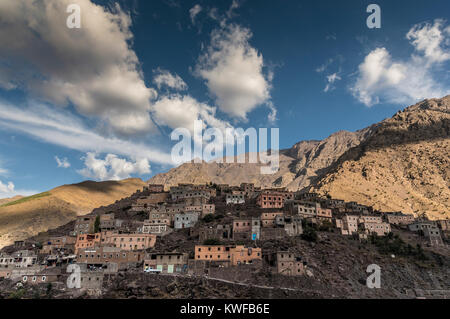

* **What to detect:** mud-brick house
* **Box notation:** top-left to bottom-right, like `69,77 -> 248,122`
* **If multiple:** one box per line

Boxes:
41,235 -> 76,254
436,220 -> 450,238
0,250 -> 37,268
174,212 -> 200,229
276,252 -> 306,276
194,245 -> 262,266
385,213 -> 416,225
261,211 -> 284,227
233,218 -> 261,240
73,215 -> 96,236
75,233 -> 102,253
335,215 -> 359,235
77,246 -> 142,271
197,224 -> 233,242
409,221 -> 445,246
146,184 -> 165,193
142,220 -> 171,236
226,193 -> 245,204
105,233 -> 156,251
256,190 -> 285,209
360,221 -> 391,236
99,213 -> 116,231
143,252 -> 189,273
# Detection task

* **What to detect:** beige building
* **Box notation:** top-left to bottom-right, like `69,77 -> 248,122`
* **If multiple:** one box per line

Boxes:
385,213 -> 415,225
144,252 -> 189,273
105,233 -> 156,251
195,245 -> 262,266
276,252 -> 305,276
361,222 -> 391,236
73,216 -> 96,235
336,215 -> 359,235
0,250 -> 37,268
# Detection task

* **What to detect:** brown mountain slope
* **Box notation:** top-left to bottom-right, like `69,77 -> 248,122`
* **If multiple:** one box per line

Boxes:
0,195 -> 24,206
310,96 -> 450,219
0,178 -> 146,248
148,131 -> 367,190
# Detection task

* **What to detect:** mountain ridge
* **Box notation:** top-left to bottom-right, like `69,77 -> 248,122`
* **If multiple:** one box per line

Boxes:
0,178 -> 147,248
149,96 -> 450,219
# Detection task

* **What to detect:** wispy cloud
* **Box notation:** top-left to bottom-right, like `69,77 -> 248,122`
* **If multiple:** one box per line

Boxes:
55,156 -> 71,169
0,101 -> 173,165
189,4 -> 202,24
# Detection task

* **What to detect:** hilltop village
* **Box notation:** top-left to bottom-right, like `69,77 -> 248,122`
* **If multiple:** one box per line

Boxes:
0,183 -> 449,298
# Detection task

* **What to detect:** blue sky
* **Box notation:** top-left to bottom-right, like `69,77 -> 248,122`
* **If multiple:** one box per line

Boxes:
0,0 -> 449,198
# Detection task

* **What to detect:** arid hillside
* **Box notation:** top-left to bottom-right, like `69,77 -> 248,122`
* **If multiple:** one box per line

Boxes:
0,195 -> 24,206
0,178 -> 146,248
311,96 -> 450,220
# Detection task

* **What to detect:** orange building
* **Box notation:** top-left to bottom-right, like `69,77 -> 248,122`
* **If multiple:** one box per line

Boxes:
256,191 -> 285,209
104,233 -> 156,251
194,245 -> 262,266
75,233 -> 102,253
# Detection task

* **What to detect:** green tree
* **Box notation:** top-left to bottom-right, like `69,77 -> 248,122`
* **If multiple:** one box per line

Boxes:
301,227 -> 318,242
94,215 -> 100,233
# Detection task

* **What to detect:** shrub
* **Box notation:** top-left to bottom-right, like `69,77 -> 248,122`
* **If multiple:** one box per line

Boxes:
202,214 -> 214,223
203,239 -> 222,245
301,227 -> 318,242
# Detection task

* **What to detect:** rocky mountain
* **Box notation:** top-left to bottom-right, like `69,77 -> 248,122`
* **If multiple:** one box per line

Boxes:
0,178 -> 147,248
148,130 -> 370,191
310,96 -> 450,220
149,96 -> 450,219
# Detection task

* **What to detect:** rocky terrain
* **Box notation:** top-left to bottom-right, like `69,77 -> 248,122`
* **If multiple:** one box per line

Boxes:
0,178 -> 147,248
149,96 -> 450,219
1,226 -> 448,299
311,97 -> 450,220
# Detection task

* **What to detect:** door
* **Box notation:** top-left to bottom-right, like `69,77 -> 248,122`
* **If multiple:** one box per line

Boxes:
167,265 -> 174,273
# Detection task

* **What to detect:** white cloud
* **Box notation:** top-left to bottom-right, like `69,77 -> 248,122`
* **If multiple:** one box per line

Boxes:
0,101 -> 172,165
406,19 -> 450,63
0,179 -> 36,199
78,152 -> 151,181
0,180 -> 14,194
0,0 -> 157,135
189,4 -> 202,24
152,94 -> 233,133
351,20 -> 450,106
196,24 -> 273,121
153,69 -> 188,91
324,73 -> 341,92
55,156 -> 71,168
